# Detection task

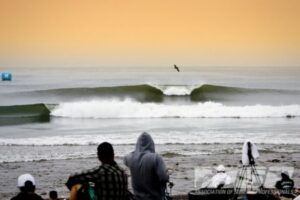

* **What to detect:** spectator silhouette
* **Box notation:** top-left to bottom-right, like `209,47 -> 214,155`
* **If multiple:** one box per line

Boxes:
11,173 -> 44,200
66,142 -> 128,200
49,190 -> 58,200
124,132 -> 169,200
275,171 -> 294,198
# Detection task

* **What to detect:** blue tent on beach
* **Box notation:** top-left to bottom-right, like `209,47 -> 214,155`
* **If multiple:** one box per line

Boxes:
1,73 -> 12,81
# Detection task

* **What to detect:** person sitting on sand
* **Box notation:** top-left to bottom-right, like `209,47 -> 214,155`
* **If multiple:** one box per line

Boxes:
11,173 -> 44,200
66,142 -> 128,200
275,170 -> 294,198
124,132 -> 169,200
201,165 -> 232,188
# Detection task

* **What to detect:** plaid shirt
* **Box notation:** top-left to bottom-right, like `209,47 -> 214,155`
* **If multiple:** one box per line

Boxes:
66,162 -> 128,200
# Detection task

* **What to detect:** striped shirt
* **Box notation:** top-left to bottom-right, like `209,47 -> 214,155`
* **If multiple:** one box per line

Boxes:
66,162 -> 128,200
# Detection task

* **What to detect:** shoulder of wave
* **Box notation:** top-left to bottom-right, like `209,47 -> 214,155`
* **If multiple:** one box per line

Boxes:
0,103 -> 51,115
13,84 -> 163,94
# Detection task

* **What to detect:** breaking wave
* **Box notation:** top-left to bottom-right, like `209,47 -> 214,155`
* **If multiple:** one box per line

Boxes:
153,85 -> 198,96
18,84 -> 298,103
51,99 -> 300,119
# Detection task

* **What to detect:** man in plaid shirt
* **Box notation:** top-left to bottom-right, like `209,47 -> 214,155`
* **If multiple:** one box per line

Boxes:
66,142 -> 128,200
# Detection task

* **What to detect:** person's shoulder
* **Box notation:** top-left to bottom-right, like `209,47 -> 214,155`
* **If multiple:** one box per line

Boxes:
115,164 -> 128,177
10,193 -> 44,200
11,196 -> 18,200
71,166 -> 100,177
142,151 -> 159,158
275,180 -> 281,185
143,152 -> 165,163
103,162 -> 126,173
11,193 -> 22,200
66,166 -> 101,188
154,153 -> 165,161
100,163 -> 128,180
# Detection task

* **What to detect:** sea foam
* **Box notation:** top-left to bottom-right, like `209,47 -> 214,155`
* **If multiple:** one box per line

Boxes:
51,99 -> 300,119
153,85 -> 199,96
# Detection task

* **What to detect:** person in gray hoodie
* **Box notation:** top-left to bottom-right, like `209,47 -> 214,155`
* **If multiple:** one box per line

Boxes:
124,132 -> 169,200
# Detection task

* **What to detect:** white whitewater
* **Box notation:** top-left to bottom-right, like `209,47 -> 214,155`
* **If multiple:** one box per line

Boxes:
152,85 -> 199,96
51,99 -> 300,119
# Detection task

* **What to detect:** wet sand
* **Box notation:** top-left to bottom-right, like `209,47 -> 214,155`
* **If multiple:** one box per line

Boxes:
1,150 -> 299,200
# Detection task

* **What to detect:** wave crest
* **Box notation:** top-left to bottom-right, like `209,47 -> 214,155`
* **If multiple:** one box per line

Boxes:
0,104 -> 50,125
13,84 -> 299,104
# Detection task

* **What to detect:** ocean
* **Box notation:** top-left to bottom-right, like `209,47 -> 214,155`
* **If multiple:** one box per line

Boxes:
1,67 -> 300,163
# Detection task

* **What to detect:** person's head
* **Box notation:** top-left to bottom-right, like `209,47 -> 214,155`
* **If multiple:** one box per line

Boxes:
49,190 -> 58,200
135,132 -> 155,153
216,165 -> 226,173
281,171 -> 290,180
247,142 -> 252,150
17,174 -> 36,193
217,181 -> 225,189
97,142 -> 114,164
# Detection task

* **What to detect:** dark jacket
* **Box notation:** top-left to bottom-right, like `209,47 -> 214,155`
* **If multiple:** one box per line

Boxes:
275,175 -> 294,190
66,162 -> 128,200
275,175 -> 294,197
11,192 -> 44,200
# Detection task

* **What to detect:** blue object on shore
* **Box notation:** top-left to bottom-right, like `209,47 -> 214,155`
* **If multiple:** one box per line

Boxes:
1,73 -> 12,81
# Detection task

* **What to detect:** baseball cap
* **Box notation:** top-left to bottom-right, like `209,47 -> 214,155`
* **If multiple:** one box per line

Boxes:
17,174 -> 36,187
216,165 -> 226,172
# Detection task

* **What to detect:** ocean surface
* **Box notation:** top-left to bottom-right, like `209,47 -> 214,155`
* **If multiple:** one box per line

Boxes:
0,67 -> 300,163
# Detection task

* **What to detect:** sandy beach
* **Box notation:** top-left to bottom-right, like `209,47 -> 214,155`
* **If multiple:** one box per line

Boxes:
1,144 -> 299,200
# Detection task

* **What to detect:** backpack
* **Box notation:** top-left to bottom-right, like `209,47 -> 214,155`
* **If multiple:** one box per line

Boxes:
77,183 -> 97,200
77,183 -> 135,200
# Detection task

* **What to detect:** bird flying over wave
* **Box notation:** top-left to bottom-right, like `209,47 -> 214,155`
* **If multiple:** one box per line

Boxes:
174,64 -> 180,72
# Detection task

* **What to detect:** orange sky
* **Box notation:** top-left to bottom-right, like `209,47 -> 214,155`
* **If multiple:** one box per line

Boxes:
0,0 -> 299,68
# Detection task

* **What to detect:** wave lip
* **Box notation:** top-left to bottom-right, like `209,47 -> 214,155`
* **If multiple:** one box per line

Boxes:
51,99 -> 300,119
153,85 -> 199,96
